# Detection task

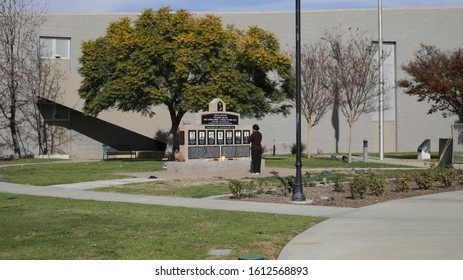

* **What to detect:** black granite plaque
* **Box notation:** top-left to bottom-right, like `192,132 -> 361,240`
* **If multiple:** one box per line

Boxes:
226,130 -> 234,145
243,130 -> 250,144
188,146 -> 205,159
205,126 -> 235,130
221,146 -> 236,158
188,130 -> 197,145
217,130 -> 224,145
234,130 -> 242,145
201,113 -> 239,125
235,145 -> 250,157
221,146 -> 250,158
204,146 -> 220,158
198,130 -> 206,145
207,130 -> 215,145
179,131 -> 185,145
188,146 -> 220,159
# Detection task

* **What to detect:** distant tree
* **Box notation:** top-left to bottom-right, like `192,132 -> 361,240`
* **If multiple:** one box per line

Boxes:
323,28 -> 380,163
78,7 -> 293,156
22,55 -> 65,155
0,0 -> 47,158
292,42 -> 334,158
399,44 -> 463,122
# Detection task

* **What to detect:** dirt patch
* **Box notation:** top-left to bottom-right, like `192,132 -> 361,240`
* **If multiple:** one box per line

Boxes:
222,183 -> 463,208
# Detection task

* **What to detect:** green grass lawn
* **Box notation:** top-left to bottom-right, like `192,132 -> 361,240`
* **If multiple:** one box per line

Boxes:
0,159 -> 164,186
264,155 -> 412,169
0,156 -> 415,187
352,151 -> 439,160
98,182 -> 231,198
0,192 -> 323,260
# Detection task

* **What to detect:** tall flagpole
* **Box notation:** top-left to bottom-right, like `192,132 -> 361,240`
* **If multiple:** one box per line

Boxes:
378,0 -> 384,160
292,0 -> 306,202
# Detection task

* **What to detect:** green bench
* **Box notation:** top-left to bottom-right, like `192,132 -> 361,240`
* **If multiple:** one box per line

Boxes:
102,144 -> 136,159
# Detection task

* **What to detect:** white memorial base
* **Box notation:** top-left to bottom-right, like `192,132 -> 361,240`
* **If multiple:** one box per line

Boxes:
417,151 -> 431,160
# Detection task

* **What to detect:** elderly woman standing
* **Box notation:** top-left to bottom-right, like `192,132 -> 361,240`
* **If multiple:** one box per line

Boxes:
249,124 -> 263,175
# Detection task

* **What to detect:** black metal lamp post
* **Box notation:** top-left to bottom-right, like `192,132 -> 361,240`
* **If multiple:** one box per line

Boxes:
292,0 -> 306,202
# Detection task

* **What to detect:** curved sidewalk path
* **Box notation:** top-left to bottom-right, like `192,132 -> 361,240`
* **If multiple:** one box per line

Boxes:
278,190 -> 463,259
2,158 -> 463,259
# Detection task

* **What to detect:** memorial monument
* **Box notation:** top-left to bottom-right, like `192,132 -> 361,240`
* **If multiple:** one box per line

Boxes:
167,98 -> 261,174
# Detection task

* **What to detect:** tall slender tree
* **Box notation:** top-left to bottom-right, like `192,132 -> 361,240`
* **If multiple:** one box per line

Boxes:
0,0 -> 47,158
323,27 -> 380,162
295,42 -> 335,158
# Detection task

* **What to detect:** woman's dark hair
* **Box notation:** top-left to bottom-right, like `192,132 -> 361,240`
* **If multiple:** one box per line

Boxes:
252,124 -> 260,130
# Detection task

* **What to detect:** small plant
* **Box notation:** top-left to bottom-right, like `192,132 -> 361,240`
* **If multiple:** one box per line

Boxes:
284,176 -> 295,196
228,180 -> 256,198
253,178 -> 268,194
368,172 -> 386,196
332,174 -> 345,192
290,143 -> 307,155
272,174 -> 294,196
413,169 -> 436,190
436,166 -> 457,188
393,174 -> 412,193
349,175 -> 369,199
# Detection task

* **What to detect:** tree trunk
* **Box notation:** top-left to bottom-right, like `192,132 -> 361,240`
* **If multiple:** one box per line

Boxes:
9,112 -> 21,159
164,121 -> 179,159
307,119 -> 312,158
164,130 -> 175,159
348,122 -> 353,163
164,106 -> 186,158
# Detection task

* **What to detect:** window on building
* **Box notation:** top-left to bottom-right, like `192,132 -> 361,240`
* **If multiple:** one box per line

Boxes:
40,37 -> 70,59
372,41 -> 396,122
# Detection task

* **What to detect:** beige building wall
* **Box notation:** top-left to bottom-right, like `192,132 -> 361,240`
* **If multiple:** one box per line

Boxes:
2,7 -> 462,158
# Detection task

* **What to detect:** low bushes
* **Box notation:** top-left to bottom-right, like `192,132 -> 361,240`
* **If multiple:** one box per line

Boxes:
349,172 -> 387,199
228,166 -> 460,200
228,179 -> 268,198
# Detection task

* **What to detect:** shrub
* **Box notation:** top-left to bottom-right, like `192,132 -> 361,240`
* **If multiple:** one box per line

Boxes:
228,180 -> 256,198
290,143 -> 307,155
332,174 -> 345,192
413,169 -> 436,190
436,166 -> 457,188
349,175 -> 369,199
393,174 -> 412,193
271,174 -> 294,196
368,173 -> 386,196
283,176 -> 295,196
253,178 -> 268,194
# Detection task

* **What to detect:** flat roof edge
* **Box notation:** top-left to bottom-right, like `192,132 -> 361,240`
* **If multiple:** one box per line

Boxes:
44,6 -> 463,16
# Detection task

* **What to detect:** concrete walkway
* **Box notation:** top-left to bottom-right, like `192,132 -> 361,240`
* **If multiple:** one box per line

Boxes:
278,190 -> 463,259
2,157 -> 462,259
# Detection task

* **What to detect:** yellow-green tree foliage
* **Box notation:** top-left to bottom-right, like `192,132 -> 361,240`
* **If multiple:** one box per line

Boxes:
78,7 -> 293,152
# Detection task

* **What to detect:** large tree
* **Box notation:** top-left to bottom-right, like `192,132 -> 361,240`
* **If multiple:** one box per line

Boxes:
78,7 -> 293,155
323,28 -> 380,163
22,56 -> 65,155
0,0 -> 47,158
399,44 -> 463,122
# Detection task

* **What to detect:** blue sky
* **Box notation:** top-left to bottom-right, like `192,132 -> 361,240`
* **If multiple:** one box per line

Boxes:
37,0 -> 463,13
